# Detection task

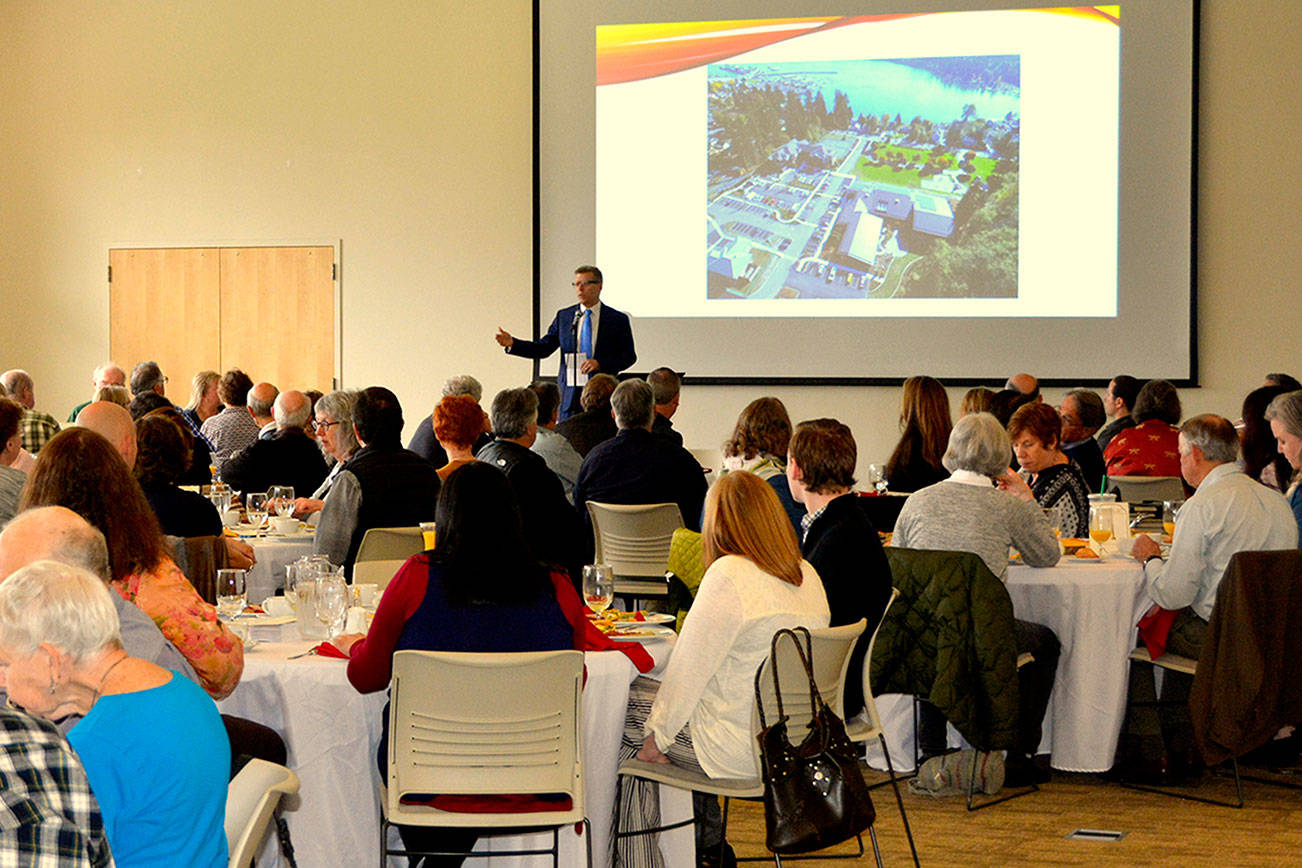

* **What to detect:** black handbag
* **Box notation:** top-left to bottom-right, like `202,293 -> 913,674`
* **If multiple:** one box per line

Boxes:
755,627 -> 876,855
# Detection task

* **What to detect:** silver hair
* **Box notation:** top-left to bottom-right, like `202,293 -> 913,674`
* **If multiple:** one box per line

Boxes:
248,385 -> 277,418
612,379 -> 654,430
0,561 -> 121,662
187,370 -> 219,412
315,390 -> 359,456
646,367 -> 681,405
442,375 -> 483,402
942,412 -> 1013,478
273,391 -> 312,430
129,361 -> 165,396
0,370 -> 32,396
490,388 -> 538,439
1265,390 -> 1302,439
1179,414 -> 1239,465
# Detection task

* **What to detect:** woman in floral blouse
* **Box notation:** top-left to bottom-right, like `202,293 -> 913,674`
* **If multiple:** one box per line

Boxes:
19,427 -> 243,699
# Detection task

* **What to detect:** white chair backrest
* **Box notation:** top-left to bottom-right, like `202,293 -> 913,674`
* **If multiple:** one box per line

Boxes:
355,526 -> 425,564
1108,475 -> 1185,504
754,620 -> 867,746
225,759 -> 300,868
351,558 -> 407,591
586,502 -> 684,578
387,649 -> 585,812
857,588 -> 900,737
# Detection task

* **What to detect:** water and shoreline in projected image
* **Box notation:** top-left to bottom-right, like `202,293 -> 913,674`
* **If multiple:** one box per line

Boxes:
706,56 -> 1020,301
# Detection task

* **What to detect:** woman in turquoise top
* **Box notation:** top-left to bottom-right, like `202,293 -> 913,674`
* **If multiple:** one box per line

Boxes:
0,560 -> 229,868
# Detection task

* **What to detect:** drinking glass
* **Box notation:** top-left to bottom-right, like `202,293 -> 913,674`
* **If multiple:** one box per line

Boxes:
216,569 -> 247,619
1089,506 -> 1114,553
1162,501 -> 1181,538
315,572 -> 349,637
269,485 -> 295,516
582,564 -> 614,616
246,492 -> 269,531
420,521 -> 437,551
1041,507 -> 1061,539
867,463 -> 888,495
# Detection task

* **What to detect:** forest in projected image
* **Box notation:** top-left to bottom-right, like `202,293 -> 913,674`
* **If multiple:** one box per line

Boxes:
706,56 -> 1020,301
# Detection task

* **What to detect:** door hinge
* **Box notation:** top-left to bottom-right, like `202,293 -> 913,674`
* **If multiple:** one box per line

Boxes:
107,264 -> 112,282
332,263 -> 337,280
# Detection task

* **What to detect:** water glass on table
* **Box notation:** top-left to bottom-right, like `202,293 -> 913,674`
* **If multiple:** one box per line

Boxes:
315,570 -> 349,638
216,569 -> 247,620
582,563 -> 614,616
246,492 -> 269,534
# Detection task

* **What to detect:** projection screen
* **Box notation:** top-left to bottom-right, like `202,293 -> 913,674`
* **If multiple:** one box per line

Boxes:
536,1 -> 1197,385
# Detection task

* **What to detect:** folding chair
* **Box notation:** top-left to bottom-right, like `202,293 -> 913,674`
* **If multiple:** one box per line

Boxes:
354,526 -> 425,590
1108,475 -> 1185,503
380,649 -> 589,866
586,502 -> 684,603
225,759 -> 300,868
617,620 -> 882,867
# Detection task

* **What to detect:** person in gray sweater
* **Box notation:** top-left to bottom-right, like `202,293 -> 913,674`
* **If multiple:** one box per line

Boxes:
893,412 -> 1061,787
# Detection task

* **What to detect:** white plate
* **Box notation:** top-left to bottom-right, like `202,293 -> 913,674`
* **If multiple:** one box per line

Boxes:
232,614 -> 296,626
607,625 -> 674,643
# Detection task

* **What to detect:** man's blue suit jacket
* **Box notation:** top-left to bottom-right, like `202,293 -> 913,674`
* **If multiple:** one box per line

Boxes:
507,303 -> 636,418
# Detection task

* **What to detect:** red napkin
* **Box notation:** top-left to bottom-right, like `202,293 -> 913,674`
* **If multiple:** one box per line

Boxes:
312,641 -> 350,659
1136,604 -> 1180,658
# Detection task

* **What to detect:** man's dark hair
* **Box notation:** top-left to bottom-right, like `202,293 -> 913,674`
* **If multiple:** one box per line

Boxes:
1110,375 -> 1140,413
580,373 -> 618,411
353,386 -> 404,447
219,369 -> 254,407
129,361 -> 164,397
1134,379 -> 1182,426
646,367 -> 681,405
530,380 -> 561,426
1066,389 -> 1106,430
789,418 -> 857,494
574,264 -> 603,284
1266,373 -> 1302,392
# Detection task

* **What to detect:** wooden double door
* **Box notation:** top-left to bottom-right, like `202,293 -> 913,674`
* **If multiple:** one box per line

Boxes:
108,246 -> 337,404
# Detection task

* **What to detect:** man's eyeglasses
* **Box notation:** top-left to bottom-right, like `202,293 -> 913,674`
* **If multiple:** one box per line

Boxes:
571,280 -> 600,288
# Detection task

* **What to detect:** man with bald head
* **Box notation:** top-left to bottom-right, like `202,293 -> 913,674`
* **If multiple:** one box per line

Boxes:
249,382 -> 279,439
68,362 -> 126,422
223,389 -> 328,496
0,507 -> 199,687
75,400 -> 138,468
1005,372 -> 1041,402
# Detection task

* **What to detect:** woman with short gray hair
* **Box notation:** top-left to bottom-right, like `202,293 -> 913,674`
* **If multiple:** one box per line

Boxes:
293,389 -> 359,517
0,560 -> 229,867
1265,390 -> 1302,542
893,411 -> 1061,787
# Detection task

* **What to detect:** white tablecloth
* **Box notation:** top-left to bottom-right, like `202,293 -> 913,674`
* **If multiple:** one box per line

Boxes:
868,557 -> 1150,774
218,634 -> 689,867
243,535 -> 314,605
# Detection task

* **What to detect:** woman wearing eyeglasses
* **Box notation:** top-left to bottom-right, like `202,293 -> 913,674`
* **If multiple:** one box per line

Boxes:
292,390 -> 359,518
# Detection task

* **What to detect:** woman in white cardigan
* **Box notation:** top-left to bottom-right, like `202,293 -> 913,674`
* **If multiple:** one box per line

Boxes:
616,470 -> 830,868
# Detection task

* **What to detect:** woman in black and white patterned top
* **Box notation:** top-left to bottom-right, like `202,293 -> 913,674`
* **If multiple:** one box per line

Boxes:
1008,402 -> 1091,538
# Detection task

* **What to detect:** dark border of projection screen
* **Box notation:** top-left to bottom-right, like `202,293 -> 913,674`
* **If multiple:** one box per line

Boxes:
535,1 -> 1198,387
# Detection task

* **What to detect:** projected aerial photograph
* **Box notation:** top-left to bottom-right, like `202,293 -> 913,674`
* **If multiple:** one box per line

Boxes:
707,56 -> 1020,301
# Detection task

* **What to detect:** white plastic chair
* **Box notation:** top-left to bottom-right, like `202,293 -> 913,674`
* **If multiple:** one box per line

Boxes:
354,527 -> 425,589
617,620 -> 879,866
225,759 -> 300,868
381,649 -> 589,867
585,502 -> 684,599
1108,475 -> 1185,503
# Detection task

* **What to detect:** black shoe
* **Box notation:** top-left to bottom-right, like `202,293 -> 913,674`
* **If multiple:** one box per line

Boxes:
698,840 -> 736,868
1004,753 -> 1051,787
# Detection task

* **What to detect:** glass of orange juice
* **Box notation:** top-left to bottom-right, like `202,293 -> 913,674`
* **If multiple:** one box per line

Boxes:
1089,506 -> 1114,554
420,521 -> 437,551
1162,501 -> 1180,539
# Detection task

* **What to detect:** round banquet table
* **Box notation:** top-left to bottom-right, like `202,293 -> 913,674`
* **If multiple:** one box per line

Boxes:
242,533 -> 315,605
867,555 -> 1151,774
218,629 -> 690,867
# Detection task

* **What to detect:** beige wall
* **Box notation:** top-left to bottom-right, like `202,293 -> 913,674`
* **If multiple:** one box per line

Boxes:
1,1 -> 1298,475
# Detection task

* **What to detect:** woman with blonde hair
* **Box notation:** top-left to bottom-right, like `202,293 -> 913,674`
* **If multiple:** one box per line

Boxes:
616,471 -> 829,868
884,375 -> 953,493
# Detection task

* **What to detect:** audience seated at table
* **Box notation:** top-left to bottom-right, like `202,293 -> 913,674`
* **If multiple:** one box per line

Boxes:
314,386 -> 439,578
0,398 -> 26,524
1121,415 -> 1297,782
431,393 -> 483,482
182,369 -> 222,432
292,389 -> 358,517
892,412 -> 1060,786
573,380 -> 708,553
1240,384 -> 1291,491
960,386 -> 995,417
200,368 -> 261,474
1096,374 -> 1139,450
1008,402 -> 1091,538
407,374 -> 492,469
145,403 -> 213,486
529,380 -> 584,504
1,368 -> 60,455
786,418 -> 892,718
19,427 -> 244,699
126,360 -> 172,421
0,562 -> 229,868
67,362 -> 127,423
334,461 -> 581,865
647,367 -> 684,446
1103,378 -> 1183,478
222,389 -> 329,496
1058,389 -> 1106,492
989,387 -> 1033,428
884,375 -> 953,494
554,373 -> 618,457
134,414 -> 222,538
719,396 -> 802,533
619,471 -> 830,868
1264,390 -> 1302,543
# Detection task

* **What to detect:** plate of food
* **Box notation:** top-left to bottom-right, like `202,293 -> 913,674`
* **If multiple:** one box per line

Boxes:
587,609 -> 675,625
605,624 -> 675,643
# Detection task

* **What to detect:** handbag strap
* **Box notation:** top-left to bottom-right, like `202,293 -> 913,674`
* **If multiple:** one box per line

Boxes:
754,626 -> 823,730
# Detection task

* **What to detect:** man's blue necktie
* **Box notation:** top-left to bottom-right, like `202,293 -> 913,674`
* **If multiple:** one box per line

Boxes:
579,308 -> 593,358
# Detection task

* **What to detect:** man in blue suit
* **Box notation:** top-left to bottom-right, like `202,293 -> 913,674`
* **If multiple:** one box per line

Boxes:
496,265 -> 636,419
